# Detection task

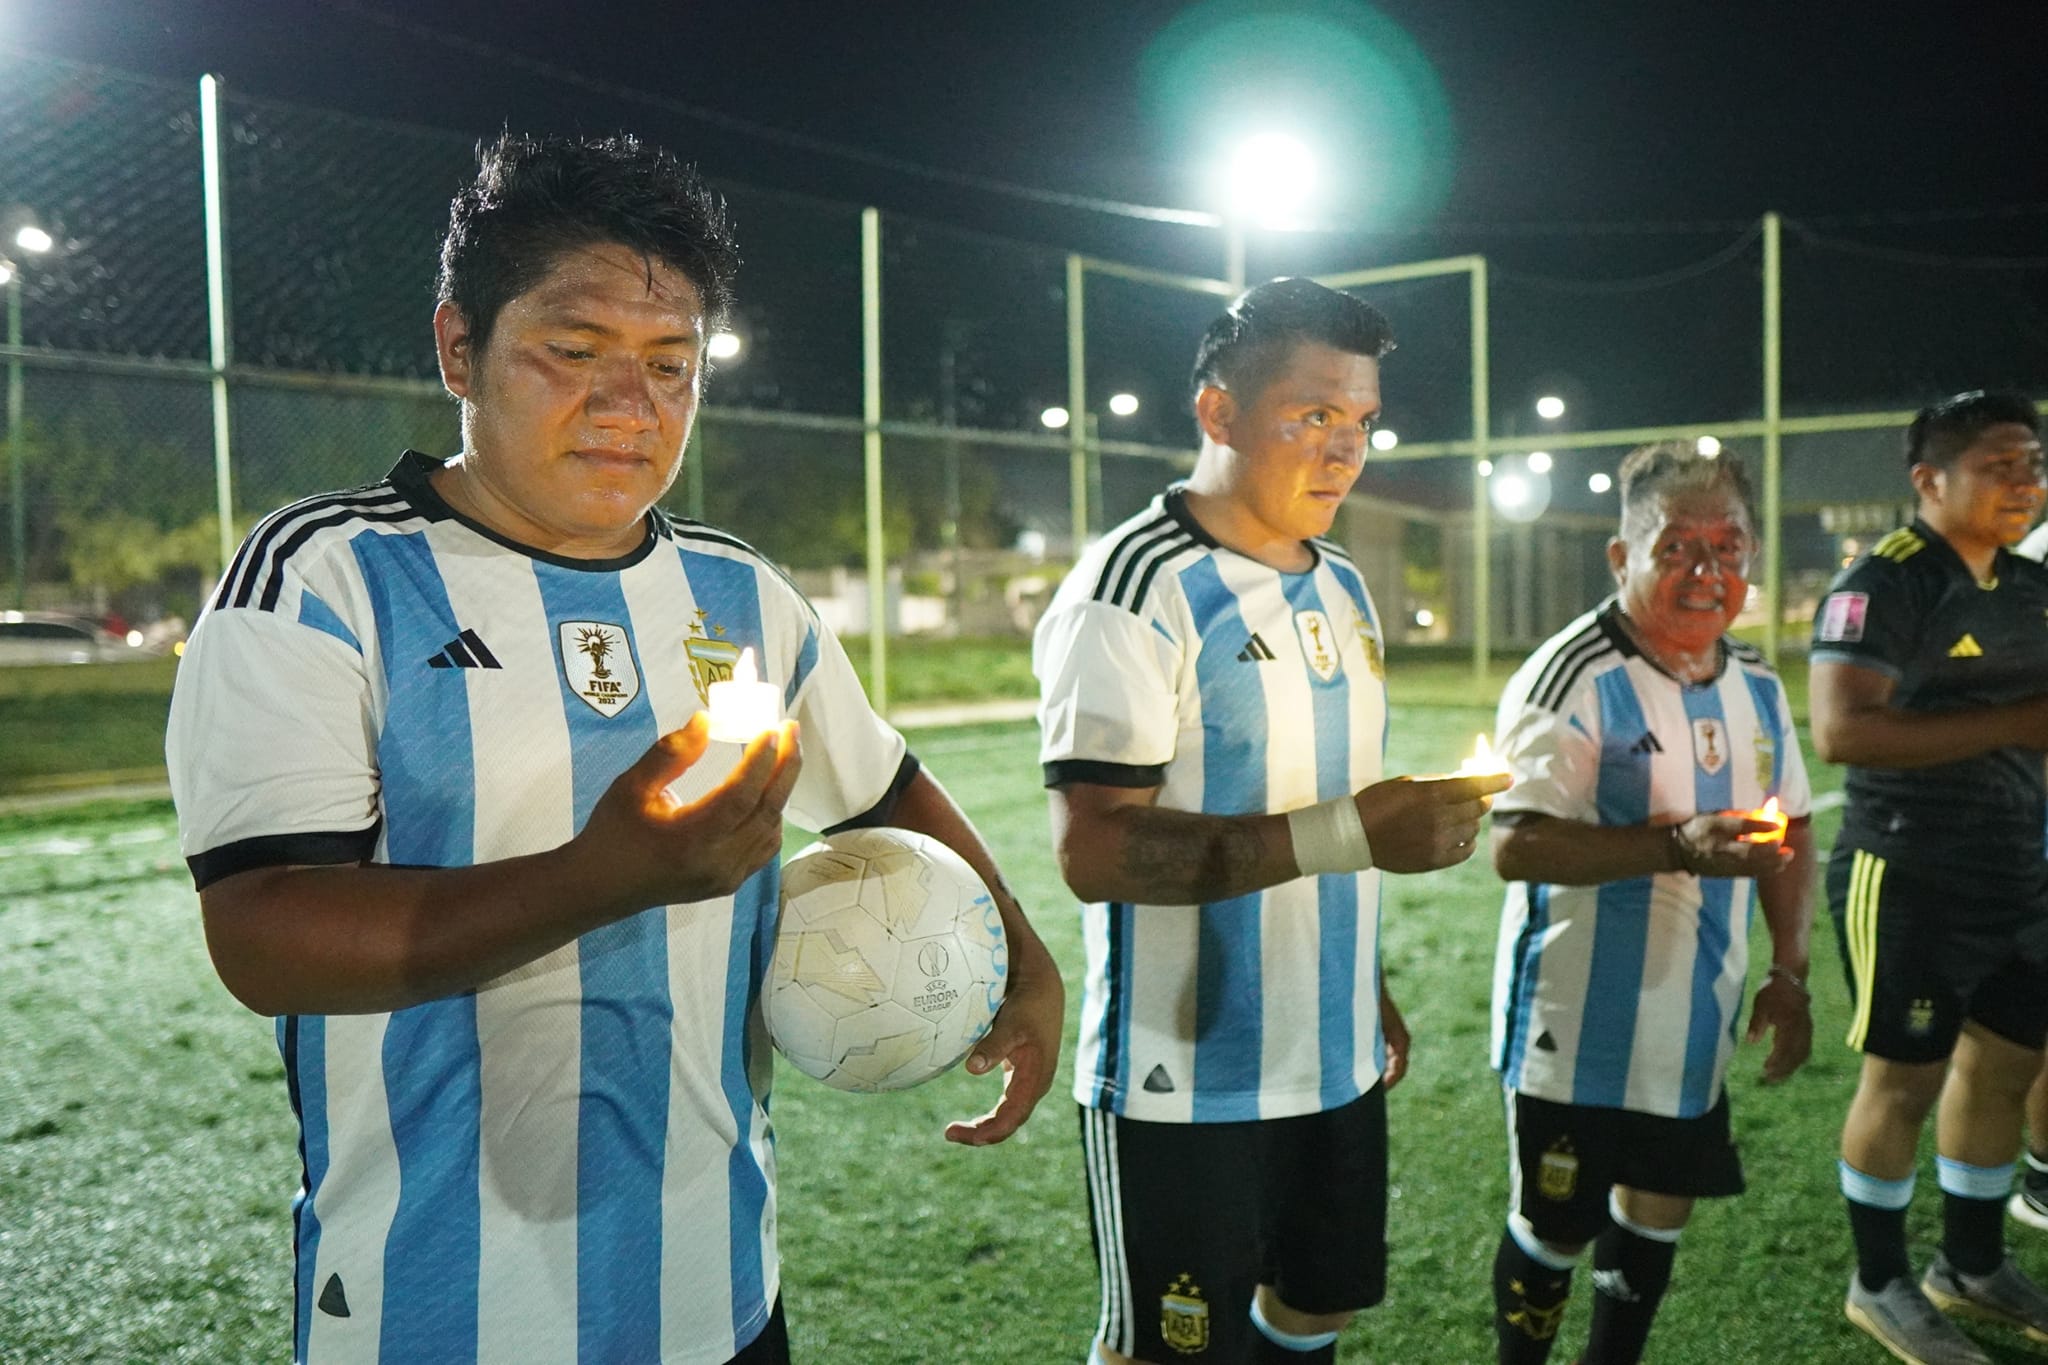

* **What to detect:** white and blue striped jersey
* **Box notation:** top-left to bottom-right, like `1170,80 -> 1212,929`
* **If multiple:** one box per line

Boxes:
1488,600 -> 1810,1119
1035,487 -> 1390,1124
167,451 -> 908,1365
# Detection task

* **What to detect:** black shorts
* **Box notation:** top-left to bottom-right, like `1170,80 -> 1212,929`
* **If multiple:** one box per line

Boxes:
1079,1086 -> 1388,1361
1828,845 -> 2048,1063
1507,1090 -> 1745,1248
730,1299 -> 789,1365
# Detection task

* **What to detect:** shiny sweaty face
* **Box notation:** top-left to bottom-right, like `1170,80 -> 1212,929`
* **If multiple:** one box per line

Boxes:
1614,488 -> 1754,652
1924,423 -> 2047,551
436,242 -> 707,557
1218,342 -> 1383,545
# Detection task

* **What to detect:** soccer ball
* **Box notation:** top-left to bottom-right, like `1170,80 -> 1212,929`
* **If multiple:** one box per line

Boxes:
765,827 -> 1008,1093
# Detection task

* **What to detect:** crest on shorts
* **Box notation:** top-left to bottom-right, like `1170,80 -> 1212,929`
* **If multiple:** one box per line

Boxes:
1538,1137 -> 1578,1201
1818,591 -> 1868,644
683,610 -> 742,705
558,622 -> 640,717
1908,998 -> 1935,1036
1161,1273 -> 1210,1355
1692,718 -> 1727,776
1294,610 -> 1340,682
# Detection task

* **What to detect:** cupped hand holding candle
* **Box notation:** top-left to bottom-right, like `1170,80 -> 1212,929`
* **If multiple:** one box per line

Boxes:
707,647 -> 781,743
1737,795 -> 1789,844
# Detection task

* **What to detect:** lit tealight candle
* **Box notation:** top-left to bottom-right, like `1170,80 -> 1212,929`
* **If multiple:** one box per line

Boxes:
707,647 -> 781,743
1739,795 -> 1788,844
1458,733 -> 1510,778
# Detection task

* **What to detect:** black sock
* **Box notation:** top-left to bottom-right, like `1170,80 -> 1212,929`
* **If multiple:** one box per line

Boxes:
1845,1195 -> 1911,1292
1493,1227 -> 1574,1365
1943,1193 -> 2006,1277
1581,1222 -> 1676,1365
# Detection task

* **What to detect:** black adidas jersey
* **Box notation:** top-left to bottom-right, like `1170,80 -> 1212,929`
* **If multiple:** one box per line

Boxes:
1811,518 -> 2048,890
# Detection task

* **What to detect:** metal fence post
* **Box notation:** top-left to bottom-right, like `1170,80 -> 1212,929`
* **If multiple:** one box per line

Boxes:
861,208 -> 887,712
201,74 -> 236,579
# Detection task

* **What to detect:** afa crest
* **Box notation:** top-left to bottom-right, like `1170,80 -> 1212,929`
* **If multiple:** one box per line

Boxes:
1538,1137 -> 1578,1201
685,609 -> 742,705
1353,607 -> 1386,680
558,622 -> 640,717
1907,998 -> 1936,1036
1161,1273 -> 1209,1355
1753,731 -> 1775,790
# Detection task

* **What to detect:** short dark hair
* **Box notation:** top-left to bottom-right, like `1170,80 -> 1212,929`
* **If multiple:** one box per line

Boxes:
437,132 -> 740,354
1904,390 -> 2041,471
1616,441 -> 1758,541
1189,277 -> 1394,409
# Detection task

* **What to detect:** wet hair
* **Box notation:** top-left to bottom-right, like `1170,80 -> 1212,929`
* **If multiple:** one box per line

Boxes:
1616,441 -> 1758,542
1904,390 -> 2040,471
437,132 -> 739,354
1189,276 -> 1394,409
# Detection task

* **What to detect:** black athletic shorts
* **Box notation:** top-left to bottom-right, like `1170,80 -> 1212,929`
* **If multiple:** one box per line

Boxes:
1079,1085 -> 1388,1361
1508,1089 -> 1745,1248
730,1299 -> 789,1365
1828,845 -> 2048,1063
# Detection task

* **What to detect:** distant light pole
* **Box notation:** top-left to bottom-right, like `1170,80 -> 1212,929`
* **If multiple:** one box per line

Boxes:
6,218 -> 54,609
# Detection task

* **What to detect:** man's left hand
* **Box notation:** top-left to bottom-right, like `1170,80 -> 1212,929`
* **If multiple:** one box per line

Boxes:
1745,974 -> 1812,1084
944,928 -> 1065,1146
1380,990 -> 1411,1092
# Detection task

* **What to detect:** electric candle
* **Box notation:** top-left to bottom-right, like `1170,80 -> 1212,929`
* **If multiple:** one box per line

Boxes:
1739,795 -> 1788,844
707,648 -> 781,743
1458,733 -> 1510,778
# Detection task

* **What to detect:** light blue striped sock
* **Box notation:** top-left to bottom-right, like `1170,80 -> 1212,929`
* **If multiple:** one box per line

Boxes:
1249,1298 -> 1340,1352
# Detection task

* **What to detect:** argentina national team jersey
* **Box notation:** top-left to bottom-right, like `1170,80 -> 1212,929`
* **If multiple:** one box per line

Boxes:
1488,601 -> 1811,1119
168,452 -> 907,1365
1035,488 -> 1390,1124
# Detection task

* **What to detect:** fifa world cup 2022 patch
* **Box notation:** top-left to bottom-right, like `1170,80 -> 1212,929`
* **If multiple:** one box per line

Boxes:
1817,591 -> 1869,644
558,621 -> 641,716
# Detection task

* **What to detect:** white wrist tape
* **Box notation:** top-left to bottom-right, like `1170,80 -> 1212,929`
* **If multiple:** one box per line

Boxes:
1288,795 -> 1375,875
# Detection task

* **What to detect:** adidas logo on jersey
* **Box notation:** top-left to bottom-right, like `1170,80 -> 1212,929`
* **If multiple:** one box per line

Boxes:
318,1272 -> 352,1318
1628,732 -> 1664,756
1142,1064 -> 1177,1093
426,628 -> 502,670
1236,633 -> 1278,663
1948,634 -> 1984,658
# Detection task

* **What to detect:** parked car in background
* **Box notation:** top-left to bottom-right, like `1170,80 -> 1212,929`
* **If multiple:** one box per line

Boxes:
0,611 -> 159,665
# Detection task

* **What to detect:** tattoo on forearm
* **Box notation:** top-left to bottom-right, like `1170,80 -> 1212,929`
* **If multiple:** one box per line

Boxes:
1121,811 -> 1264,900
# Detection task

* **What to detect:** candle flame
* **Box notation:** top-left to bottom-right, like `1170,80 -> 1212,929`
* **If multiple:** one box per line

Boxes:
1740,795 -> 1789,843
734,647 -> 757,686
1471,733 -> 1494,766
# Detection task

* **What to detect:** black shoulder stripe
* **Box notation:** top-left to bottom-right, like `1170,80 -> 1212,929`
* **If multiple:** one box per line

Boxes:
1090,513 -> 1175,604
1123,535 -> 1197,615
1314,537 -> 1356,565
1727,639 -> 1765,664
250,505 -> 424,614
671,521 -> 818,621
1534,646 -> 1620,715
1527,621 -> 1610,711
221,488 -> 410,612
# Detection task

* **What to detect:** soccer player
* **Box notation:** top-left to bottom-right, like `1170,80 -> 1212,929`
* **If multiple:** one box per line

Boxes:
1485,441 -> 1815,1365
1812,391 -> 2048,1364
165,133 -> 1064,1365
1033,277 -> 1510,1365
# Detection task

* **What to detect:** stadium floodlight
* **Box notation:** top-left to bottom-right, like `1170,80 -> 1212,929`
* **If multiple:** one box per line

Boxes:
1696,435 -> 1722,456
13,226 -> 52,255
1494,474 -> 1530,510
1222,133 -> 1317,230
1527,451 -> 1553,474
1040,406 -> 1071,431
706,331 -> 742,362
1107,392 -> 1140,417
1535,395 -> 1566,421
1370,428 -> 1399,452
1589,471 -> 1613,494
1477,459 -> 1494,476
1414,608 -> 1435,628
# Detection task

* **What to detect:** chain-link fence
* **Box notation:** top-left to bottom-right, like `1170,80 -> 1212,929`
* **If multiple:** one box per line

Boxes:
5,47 -> 2045,703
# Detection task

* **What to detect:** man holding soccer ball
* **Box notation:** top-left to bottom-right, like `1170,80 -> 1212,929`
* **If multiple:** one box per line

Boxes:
1034,277 -> 1509,1365
167,132 -> 1061,1365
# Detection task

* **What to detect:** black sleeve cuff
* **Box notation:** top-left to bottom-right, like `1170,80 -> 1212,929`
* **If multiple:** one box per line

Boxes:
823,753 -> 924,833
187,825 -> 381,892
1043,758 -> 1167,790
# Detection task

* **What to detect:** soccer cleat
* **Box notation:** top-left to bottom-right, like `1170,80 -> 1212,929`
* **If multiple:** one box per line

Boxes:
1922,1253 -> 2048,1344
1844,1274 -> 1991,1365
2009,1181 -> 2048,1234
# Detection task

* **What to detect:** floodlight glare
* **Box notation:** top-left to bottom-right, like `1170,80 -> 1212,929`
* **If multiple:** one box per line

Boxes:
1535,395 -> 1566,421
1527,451 -> 1553,474
1477,460 -> 1494,477
1588,472 -> 1613,494
1040,406 -> 1071,430
13,226 -> 52,255
0,262 -> 12,287
1414,608 -> 1435,628
1224,133 -> 1316,228
706,331 -> 742,361
1370,428 -> 1399,452
1108,392 -> 1140,417
1696,435 -> 1722,456
1495,475 -> 1530,510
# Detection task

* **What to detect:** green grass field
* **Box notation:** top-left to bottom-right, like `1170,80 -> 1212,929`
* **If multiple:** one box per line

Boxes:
4,704 -> 2039,1363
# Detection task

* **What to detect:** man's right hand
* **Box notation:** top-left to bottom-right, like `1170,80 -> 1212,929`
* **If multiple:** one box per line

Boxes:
1356,771 -> 1513,873
576,713 -> 803,911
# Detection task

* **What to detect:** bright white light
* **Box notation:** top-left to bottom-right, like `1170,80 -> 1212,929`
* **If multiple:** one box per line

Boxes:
1414,608 -> 1435,628
125,630 -> 144,647
706,331 -> 742,361
1223,133 -> 1317,228
1535,395 -> 1566,421
1588,472 -> 1613,494
1108,392 -> 1140,417
1527,451 -> 1553,474
1696,435 -> 1722,457
14,227 -> 52,255
0,262 -> 12,287
1495,475 -> 1530,509
1040,406 -> 1071,431
1478,460 -> 1494,477
1370,428 -> 1399,452
1016,529 -> 1047,559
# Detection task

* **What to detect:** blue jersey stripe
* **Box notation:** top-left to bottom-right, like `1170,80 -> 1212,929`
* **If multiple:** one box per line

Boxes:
283,1014 -> 328,1364
1742,671 -> 1785,800
1503,885 -> 1551,1091
1096,904 -> 1135,1108
531,564 -> 671,1364
1575,668 -> 1653,1107
1322,558 -> 1389,758
298,589 -> 362,653
677,547 -> 776,1337
1681,686 -> 1736,1113
1182,558 -> 1265,1117
356,530 -> 483,1361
